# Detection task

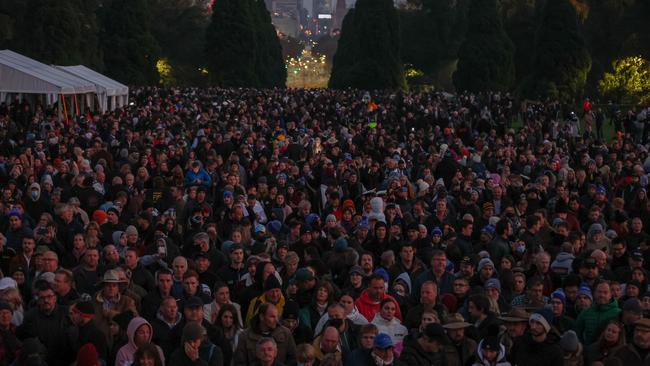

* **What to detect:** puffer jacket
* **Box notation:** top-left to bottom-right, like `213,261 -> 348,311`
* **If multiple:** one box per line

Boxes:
115,317 -> 165,366
575,300 -> 621,345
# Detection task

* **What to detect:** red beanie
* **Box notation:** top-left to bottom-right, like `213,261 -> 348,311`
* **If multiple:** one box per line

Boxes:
93,210 -> 108,225
77,343 -> 99,366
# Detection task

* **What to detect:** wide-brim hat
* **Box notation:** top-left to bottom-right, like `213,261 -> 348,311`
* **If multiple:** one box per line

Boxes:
98,269 -> 128,285
499,307 -> 530,322
443,313 -> 472,329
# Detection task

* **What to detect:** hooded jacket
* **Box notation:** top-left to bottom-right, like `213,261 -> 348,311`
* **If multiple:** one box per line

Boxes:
355,290 -> 403,323
245,292 -> 286,327
372,313 -> 408,348
575,299 -> 621,345
23,182 -> 52,223
471,341 -> 511,366
115,317 -> 165,366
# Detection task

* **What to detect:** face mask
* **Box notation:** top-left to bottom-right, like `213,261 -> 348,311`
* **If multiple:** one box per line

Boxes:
31,191 -> 39,199
516,245 -> 526,254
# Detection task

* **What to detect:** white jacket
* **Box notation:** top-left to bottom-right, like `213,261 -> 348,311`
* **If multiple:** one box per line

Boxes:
371,313 -> 407,345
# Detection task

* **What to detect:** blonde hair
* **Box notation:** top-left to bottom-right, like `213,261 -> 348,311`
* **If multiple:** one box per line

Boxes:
296,343 -> 316,363
0,287 -> 23,309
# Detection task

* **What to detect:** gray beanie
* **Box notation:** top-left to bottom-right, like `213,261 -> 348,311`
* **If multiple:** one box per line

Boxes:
559,330 -> 580,353
182,321 -> 206,343
478,258 -> 495,272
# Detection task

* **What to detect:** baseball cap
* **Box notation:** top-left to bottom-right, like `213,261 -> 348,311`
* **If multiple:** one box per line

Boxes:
373,333 -> 394,349
185,296 -> 204,309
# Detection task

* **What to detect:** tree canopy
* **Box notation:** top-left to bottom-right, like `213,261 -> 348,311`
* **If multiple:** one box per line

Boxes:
520,0 -> 592,102
329,0 -> 406,90
453,0 -> 515,92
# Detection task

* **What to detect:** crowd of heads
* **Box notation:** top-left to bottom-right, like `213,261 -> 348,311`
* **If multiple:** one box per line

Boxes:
1,88 -> 650,365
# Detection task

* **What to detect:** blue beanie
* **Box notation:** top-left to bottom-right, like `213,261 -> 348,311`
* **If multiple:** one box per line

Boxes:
374,268 -> 389,283
334,237 -> 348,252
267,220 -> 283,234
551,289 -> 566,305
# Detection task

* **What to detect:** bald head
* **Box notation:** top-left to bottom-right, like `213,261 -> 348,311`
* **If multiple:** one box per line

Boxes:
320,326 -> 340,353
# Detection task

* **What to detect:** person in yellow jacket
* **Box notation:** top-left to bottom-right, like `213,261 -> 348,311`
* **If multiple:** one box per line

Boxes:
245,275 -> 285,326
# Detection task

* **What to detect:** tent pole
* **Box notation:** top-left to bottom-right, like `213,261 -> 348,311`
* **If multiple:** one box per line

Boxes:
61,94 -> 69,125
74,95 -> 79,116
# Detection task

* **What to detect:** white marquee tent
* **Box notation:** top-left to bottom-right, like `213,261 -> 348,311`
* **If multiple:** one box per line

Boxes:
0,50 -> 96,108
56,65 -> 129,112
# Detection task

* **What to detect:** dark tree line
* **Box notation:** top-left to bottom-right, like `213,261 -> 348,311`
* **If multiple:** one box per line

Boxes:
0,0 -> 286,87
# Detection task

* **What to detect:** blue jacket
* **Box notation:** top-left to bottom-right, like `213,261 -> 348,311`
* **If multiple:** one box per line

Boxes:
185,168 -> 212,188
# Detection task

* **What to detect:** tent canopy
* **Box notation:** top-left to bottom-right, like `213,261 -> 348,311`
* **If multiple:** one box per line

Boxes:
56,65 -> 128,97
0,50 -> 96,95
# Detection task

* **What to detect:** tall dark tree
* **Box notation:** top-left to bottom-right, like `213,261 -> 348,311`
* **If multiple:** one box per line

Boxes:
251,0 -> 287,88
329,0 -> 405,90
71,0 -> 103,71
501,0 -> 545,86
400,0 -> 468,88
520,0 -> 591,101
205,0 -> 259,86
13,0 -> 86,65
0,0 -> 25,49
100,0 -> 159,85
148,0 -> 211,85
453,0 -> 515,92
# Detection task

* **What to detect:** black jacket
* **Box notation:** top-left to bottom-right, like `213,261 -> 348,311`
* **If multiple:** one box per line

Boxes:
397,337 -> 446,366
17,305 -> 74,366
510,332 -> 564,366
76,320 -> 109,361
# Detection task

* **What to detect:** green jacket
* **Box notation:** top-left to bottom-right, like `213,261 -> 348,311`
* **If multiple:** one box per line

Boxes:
575,300 -> 620,345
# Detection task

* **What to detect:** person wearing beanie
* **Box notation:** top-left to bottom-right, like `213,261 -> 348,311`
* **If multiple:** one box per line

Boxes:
558,330 -> 583,366
549,289 -> 575,334
169,321 -> 223,366
280,300 -> 313,345
471,326 -> 511,366
472,258 -> 496,288
575,281 -> 621,345
510,309 -> 563,366
70,300 -> 109,362
245,275 -> 286,327
483,278 -> 511,315
92,209 -> 108,225
76,343 -> 100,366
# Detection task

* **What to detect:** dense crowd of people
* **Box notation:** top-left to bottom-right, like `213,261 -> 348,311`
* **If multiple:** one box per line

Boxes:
0,87 -> 650,366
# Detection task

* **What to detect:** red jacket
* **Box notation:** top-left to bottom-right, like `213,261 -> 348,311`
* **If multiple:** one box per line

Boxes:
354,290 -> 402,322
